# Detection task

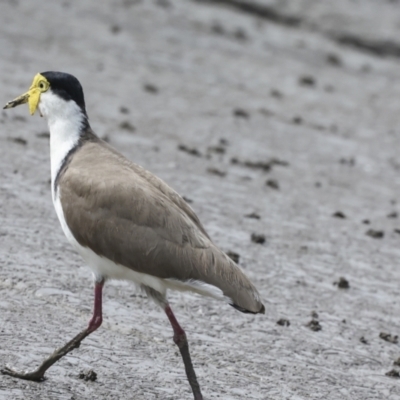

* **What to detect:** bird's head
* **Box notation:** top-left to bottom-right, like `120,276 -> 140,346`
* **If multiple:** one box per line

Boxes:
3,71 -> 87,121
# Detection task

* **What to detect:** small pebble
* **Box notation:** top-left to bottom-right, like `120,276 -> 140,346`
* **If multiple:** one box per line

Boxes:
366,229 -> 384,239
299,75 -> 315,86
143,83 -> 159,94
119,121 -> 135,132
360,336 -> 368,345
333,211 -> 346,219
233,108 -> 250,119
307,319 -> 322,332
334,277 -> 350,289
251,233 -> 265,244
78,369 -> 97,382
380,332 -> 398,344
386,369 -> 400,378
244,212 -> 260,220
207,168 -> 226,177
178,144 -> 201,157
266,179 -> 279,190
277,318 -> 290,327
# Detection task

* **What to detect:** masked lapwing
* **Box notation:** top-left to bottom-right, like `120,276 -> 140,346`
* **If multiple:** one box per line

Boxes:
2,72 -> 265,399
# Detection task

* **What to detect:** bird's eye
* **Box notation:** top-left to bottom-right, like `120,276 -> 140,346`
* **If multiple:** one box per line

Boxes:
38,80 -> 49,92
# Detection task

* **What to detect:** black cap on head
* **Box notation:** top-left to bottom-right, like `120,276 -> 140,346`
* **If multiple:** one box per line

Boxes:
40,71 -> 86,112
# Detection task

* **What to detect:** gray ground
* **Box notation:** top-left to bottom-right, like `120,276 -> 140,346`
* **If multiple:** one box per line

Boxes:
1,0 -> 400,399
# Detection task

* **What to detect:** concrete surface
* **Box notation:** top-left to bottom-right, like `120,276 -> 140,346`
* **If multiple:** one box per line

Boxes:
1,0 -> 400,399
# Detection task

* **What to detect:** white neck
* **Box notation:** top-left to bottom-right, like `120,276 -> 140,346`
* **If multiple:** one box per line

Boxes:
39,91 -> 87,199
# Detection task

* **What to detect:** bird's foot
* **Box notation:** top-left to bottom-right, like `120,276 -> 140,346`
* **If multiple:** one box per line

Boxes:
1,366 -> 46,382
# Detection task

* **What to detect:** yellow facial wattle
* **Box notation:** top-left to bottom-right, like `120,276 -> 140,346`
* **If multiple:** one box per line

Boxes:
3,73 -> 50,115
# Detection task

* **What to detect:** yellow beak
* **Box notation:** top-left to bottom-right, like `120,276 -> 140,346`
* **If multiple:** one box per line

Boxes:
3,74 -> 47,116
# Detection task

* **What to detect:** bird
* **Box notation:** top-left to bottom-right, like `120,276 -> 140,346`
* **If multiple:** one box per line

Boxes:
2,71 -> 264,399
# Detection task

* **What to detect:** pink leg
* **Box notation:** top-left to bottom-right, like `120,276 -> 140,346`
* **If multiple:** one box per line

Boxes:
88,280 -> 104,332
1,279 -> 105,381
165,305 -> 203,400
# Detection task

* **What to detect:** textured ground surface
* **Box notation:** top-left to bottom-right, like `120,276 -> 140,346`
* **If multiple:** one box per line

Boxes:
1,1 -> 400,399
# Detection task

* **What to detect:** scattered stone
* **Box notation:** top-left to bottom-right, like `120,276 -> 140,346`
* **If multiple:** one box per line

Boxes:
219,138 -> 229,146
244,160 -> 272,172
207,167 -> 226,177
387,211 -> 398,218
386,369 -> 400,378
101,135 -> 110,143
333,211 -> 346,219
244,212 -> 260,219
362,219 -> 370,225
311,311 -> 319,319
334,277 -> 350,289
360,336 -> 368,344
270,158 -> 289,167
366,229 -> 384,239
307,319 -> 322,332
233,108 -> 250,119
207,145 -> 226,154
119,121 -> 136,132
299,75 -> 315,87
119,106 -> 130,114
266,179 -> 279,190
226,251 -> 240,264
251,233 -> 265,244
143,83 -> 159,94
326,53 -> 342,67
231,158 -> 267,171
380,332 -> 398,344
315,182 -> 321,188
231,157 -> 288,172
36,132 -> 50,139
394,229 -> 400,235
277,318 -> 290,327
182,196 -> 193,203
78,369 -> 97,382
7,137 -> 27,145
178,144 -> 201,157
393,357 -> 400,367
